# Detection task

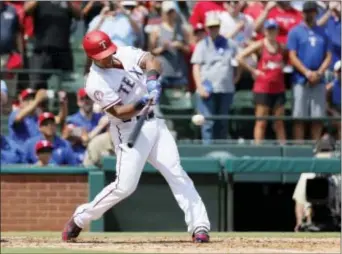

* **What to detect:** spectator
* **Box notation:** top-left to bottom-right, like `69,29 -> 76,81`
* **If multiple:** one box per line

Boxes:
191,16 -> 240,144
237,19 -> 287,145
144,1 -> 162,36
223,1 -> 257,71
8,88 -> 68,145
223,1 -> 254,49
87,1 -> 140,47
84,1 -> 141,74
149,1 -> 190,88
254,1 -> 302,44
8,88 -> 46,145
189,1 -> 230,36
83,131 -> 115,168
317,2 -> 341,81
288,1 -> 332,142
24,1 -> 81,89
81,0 -> 107,33
326,60 -> 341,140
63,88 -> 108,164
35,140 -> 54,166
0,1 -> 24,97
24,112 -> 77,165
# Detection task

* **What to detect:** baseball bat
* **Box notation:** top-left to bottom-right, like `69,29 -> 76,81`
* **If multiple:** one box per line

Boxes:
127,100 -> 153,148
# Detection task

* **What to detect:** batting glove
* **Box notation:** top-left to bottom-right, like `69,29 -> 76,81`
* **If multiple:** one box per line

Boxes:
146,79 -> 161,94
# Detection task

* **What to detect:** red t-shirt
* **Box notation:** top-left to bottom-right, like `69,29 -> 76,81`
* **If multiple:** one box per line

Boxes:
243,2 -> 265,20
254,42 -> 286,94
243,2 -> 265,41
189,1 -> 225,28
267,6 -> 302,44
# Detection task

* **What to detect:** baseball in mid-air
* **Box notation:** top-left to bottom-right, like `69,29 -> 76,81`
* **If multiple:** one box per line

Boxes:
192,114 -> 205,126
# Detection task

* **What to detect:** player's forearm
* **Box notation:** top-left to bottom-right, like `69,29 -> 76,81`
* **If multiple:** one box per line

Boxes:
106,104 -> 140,120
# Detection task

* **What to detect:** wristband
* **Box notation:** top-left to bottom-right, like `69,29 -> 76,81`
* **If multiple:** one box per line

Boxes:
134,100 -> 146,110
146,70 -> 160,81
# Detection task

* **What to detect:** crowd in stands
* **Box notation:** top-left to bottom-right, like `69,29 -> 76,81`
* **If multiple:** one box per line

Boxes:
0,1 -> 341,165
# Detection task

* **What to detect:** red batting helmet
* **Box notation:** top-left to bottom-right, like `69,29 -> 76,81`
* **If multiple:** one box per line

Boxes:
82,30 -> 117,60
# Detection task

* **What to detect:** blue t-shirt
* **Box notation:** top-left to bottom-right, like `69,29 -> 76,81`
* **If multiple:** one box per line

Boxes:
287,23 -> 332,85
325,17 -> 341,70
72,144 -> 86,165
1,135 -> 24,164
23,135 -> 77,165
66,111 -> 103,164
332,78 -> 341,106
8,110 -> 40,145
66,111 -> 103,132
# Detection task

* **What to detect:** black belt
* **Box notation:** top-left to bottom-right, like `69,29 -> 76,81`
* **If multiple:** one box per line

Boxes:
122,112 -> 155,123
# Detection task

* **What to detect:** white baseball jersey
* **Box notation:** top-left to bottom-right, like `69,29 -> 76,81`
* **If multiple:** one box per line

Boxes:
85,46 -> 149,123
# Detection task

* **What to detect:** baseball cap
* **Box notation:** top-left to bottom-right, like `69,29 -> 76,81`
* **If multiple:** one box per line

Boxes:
161,1 -> 177,13
334,60 -> 341,72
264,19 -> 279,29
302,1 -> 318,12
77,88 -> 88,99
121,1 -> 137,7
35,140 -> 53,153
20,88 -> 36,101
193,23 -> 205,31
205,16 -> 221,27
38,112 -> 55,126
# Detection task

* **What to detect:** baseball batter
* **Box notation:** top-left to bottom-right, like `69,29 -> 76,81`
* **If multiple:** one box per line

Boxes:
62,31 -> 210,243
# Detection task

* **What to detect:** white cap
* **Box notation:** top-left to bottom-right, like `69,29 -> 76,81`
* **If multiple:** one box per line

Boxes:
121,1 -> 137,7
205,15 -> 221,27
162,1 -> 177,13
334,60 -> 341,72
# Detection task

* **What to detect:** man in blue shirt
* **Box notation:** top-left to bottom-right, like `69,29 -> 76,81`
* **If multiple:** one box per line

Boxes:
24,112 -> 77,165
63,88 -> 108,164
288,1 -> 332,142
8,89 -> 46,145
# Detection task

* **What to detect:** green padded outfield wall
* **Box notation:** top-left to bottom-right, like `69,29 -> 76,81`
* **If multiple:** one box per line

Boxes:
101,157 -> 223,232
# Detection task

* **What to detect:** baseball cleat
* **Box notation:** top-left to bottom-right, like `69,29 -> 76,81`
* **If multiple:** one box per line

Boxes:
192,227 -> 210,243
62,218 -> 82,242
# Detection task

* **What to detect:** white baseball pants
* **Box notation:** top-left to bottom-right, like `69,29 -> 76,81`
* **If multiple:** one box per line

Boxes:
73,118 -> 210,233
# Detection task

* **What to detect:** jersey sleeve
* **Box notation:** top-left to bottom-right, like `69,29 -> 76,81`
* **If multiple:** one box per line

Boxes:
116,46 -> 148,70
85,75 -> 121,111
